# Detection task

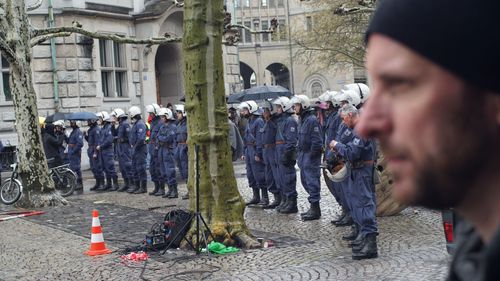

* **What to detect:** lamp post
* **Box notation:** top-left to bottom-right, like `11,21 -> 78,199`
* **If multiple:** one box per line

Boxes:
253,18 -> 261,86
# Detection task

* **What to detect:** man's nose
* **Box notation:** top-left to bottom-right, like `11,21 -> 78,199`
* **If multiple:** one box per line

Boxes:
357,92 -> 391,139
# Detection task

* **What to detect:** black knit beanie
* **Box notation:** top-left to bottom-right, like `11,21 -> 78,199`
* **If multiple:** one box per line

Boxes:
366,0 -> 500,93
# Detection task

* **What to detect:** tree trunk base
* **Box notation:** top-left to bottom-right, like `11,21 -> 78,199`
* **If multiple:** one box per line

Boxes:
375,152 -> 407,217
182,221 -> 260,250
15,191 -> 68,208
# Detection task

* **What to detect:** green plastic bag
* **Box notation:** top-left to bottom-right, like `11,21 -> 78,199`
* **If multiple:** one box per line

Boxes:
204,241 -> 240,254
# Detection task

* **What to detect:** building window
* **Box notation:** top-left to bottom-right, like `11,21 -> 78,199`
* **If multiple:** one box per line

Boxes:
244,0 -> 250,7
306,16 -> 312,32
277,0 -> 284,7
99,39 -> 127,97
272,19 -> 287,41
261,20 -> 269,42
311,81 -> 323,98
244,21 -> 252,43
261,0 -> 267,6
0,55 -> 11,102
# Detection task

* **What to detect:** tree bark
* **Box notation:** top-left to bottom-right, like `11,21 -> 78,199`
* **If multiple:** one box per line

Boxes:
375,152 -> 406,216
182,0 -> 258,248
2,0 -> 65,207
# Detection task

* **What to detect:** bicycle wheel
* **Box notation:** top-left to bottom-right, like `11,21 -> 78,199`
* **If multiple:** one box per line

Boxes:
54,168 -> 76,197
0,179 -> 22,205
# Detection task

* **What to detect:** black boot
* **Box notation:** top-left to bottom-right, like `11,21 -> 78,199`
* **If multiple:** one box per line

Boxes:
301,202 -> 321,221
280,197 -> 298,214
149,182 -> 159,195
258,188 -> 269,207
127,180 -> 139,193
276,196 -> 288,212
168,184 -> 178,198
352,234 -> 378,260
264,193 -> 281,209
134,181 -> 147,194
110,177 -> 120,191
154,182 -> 165,196
118,179 -> 129,192
342,225 -> 359,241
75,178 -> 83,190
90,178 -> 100,191
334,212 -> 353,227
163,184 -> 173,198
331,208 -> 347,224
245,188 -> 261,205
350,232 -> 365,249
99,177 -> 112,191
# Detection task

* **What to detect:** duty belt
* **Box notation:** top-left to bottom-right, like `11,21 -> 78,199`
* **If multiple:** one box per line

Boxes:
263,144 -> 275,148
275,141 -> 285,145
349,160 -> 374,169
246,142 -> 256,146
68,144 -> 77,147
177,142 -> 187,145
159,142 -> 174,149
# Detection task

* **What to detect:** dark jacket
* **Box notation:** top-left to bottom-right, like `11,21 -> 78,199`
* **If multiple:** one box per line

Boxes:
447,222 -> 500,281
43,123 -> 64,167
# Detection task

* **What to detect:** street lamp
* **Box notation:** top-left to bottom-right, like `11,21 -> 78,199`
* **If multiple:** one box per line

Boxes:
253,19 -> 261,86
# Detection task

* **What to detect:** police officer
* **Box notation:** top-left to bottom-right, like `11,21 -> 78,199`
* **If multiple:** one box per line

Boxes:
67,120 -> 84,190
43,120 -> 65,168
112,108 -> 133,192
146,104 -> 163,196
85,118 -> 104,191
95,111 -> 118,191
239,100 -> 266,206
260,101 -> 280,208
174,104 -> 189,200
272,97 -> 299,214
291,95 -> 323,221
157,108 -> 178,198
127,106 -> 148,193
330,104 -> 378,260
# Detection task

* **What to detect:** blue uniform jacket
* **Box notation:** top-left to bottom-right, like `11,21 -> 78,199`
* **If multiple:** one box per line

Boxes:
275,113 -> 298,153
244,116 -> 265,158
86,124 -> 100,152
67,127 -> 83,155
117,119 -> 131,143
158,122 -> 177,147
129,119 -> 147,152
175,118 -> 188,143
150,116 -> 161,144
335,130 -> 375,164
261,117 -> 277,145
297,110 -> 323,154
98,123 -> 114,150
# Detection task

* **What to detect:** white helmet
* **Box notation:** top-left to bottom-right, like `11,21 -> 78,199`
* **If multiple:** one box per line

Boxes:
260,100 -> 278,115
342,83 -> 370,103
272,96 -> 290,112
53,120 -> 65,127
290,95 -> 311,110
336,90 -> 361,107
158,107 -> 169,117
318,91 -> 332,103
165,108 -> 175,120
96,111 -> 111,122
145,103 -> 161,115
325,164 -> 348,183
128,106 -> 141,118
175,104 -> 186,116
111,108 -> 126,118
325,91 -> 341,107
238,100 -> 259,114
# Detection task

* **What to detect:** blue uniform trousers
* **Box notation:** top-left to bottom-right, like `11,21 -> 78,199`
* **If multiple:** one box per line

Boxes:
88,147 -> 103,179
349,166 -> 378,236
100,148 -> 116,178
69,151 -> 82,180
132,145 -> 148,181
148,144 -> 161,182
117,143 -> 133,180
160,146 -> 177,186
263,146 -> 279,194
245,146 -> 265,189
297,151 -> 321,203
175,144 -> 189,181
275,144 -> 297,198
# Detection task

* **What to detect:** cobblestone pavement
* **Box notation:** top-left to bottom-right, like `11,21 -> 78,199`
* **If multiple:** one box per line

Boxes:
0,161 -> 450,280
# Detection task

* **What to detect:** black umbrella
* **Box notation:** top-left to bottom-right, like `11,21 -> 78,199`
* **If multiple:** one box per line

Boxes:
45,112 -> 68,123
66,111 -> 98,121
227,85 -> 292,104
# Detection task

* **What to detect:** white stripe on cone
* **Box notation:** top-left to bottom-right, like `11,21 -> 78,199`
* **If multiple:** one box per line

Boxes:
92,217 -> 100,226
91,233 -> 104,243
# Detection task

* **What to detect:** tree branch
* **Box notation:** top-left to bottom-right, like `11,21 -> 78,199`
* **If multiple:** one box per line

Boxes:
31,26 -> 181,45
0,37 -> 17,65
30,32 -> 72,47
26,0 -> 44,12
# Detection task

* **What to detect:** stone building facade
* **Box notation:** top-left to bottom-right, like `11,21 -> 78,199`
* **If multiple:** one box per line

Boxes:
0,0 -> 242,146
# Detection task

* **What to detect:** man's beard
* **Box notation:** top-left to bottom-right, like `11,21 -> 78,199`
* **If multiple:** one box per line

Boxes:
412,91 -> 493,210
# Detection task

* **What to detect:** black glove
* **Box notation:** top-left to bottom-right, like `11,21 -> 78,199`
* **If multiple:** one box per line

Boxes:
282,150 -> 296,166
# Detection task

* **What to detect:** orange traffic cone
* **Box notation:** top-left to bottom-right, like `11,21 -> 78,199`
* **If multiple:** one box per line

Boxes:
85,210 -> 112,256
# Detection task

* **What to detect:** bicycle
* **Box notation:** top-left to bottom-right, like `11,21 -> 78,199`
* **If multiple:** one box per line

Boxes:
48,158 -> 77,197
0,153 -> 22,205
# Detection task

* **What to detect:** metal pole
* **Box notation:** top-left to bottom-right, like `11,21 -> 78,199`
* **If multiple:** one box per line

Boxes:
48,0 -> 60,111
285,0 -> 295,93
195,144 -> 200,254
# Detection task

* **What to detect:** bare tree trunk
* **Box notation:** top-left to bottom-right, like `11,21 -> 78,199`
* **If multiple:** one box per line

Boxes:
375,152 -> 406,216
182,0 -> 258,248
1,0 -> 64,207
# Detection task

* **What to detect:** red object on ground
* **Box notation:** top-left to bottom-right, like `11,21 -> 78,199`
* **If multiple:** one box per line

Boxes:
0,211 -> 45,222
120,251 -> 148,262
